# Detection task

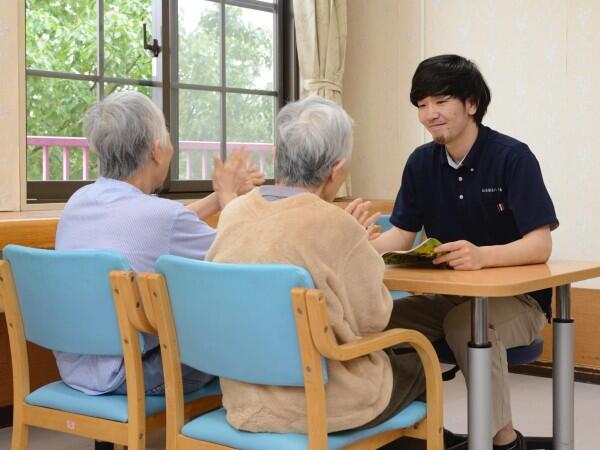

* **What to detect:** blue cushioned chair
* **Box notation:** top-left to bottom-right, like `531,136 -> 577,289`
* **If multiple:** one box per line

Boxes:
0,245 -> 221,450
139,256 -> 444,450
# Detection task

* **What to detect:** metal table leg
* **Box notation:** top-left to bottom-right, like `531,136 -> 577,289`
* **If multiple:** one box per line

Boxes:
554,284 -> 574,450
468,296 -> 493,450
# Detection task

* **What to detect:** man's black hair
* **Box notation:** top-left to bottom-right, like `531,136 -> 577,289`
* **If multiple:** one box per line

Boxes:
410,54 -> 491,125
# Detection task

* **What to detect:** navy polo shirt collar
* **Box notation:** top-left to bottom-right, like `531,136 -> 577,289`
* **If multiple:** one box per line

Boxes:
439,125 -> 490,171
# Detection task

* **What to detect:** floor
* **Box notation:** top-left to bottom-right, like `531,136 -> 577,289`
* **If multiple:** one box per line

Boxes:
1,371 -> 599,449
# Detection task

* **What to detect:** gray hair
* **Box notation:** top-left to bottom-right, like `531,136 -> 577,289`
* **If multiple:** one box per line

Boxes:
83,91 -> 170,180
274,95 -> 353,187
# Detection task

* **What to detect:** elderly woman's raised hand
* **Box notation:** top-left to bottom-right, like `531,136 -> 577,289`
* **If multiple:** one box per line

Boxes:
213,149 -> 265,208
240,160 -> 266,195
345,198 -> 382,240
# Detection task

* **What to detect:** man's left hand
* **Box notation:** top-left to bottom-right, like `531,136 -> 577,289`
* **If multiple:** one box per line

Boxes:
433,240 -> 487,270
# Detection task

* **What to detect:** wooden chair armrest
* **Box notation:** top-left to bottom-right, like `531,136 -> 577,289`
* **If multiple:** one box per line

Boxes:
110,271 -> 157,334
304,289 -> 437,361
321,328 -> 431,361
304,288 -> 443,444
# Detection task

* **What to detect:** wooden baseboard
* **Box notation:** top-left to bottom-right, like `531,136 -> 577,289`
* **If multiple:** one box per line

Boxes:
510,361 -> 600,384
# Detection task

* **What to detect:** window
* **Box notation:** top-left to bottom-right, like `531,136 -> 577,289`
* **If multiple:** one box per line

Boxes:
25,0 -> 296,203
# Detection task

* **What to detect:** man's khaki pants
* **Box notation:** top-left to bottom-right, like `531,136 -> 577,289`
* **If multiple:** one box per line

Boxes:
387,293 -> 547,435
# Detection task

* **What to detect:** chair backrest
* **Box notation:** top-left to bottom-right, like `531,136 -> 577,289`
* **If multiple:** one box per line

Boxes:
376,214 -> 424,245
155,256 -> 326,387
375,214 -> 395,233
3,244 -> 130,355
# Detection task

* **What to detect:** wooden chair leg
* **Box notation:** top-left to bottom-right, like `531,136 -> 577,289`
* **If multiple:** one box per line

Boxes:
10,422 -> 29,450
124,425 -> 145,450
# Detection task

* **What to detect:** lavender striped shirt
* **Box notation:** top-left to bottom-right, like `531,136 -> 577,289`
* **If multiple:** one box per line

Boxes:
54,177 -> 216,394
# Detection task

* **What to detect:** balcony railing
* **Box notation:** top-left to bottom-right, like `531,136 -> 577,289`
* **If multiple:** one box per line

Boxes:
27,136 -> 274,181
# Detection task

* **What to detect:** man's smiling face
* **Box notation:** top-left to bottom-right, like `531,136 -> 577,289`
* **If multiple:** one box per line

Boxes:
417,95 -> 477,145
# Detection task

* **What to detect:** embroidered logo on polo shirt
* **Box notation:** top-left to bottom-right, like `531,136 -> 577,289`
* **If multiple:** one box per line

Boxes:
481,187 -> 503,193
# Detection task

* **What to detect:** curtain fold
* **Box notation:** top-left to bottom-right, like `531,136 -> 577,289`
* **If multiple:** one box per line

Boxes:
293,0 -> 351,197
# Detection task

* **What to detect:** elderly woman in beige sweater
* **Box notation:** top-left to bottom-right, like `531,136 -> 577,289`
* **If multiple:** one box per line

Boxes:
206,95 -> 425,433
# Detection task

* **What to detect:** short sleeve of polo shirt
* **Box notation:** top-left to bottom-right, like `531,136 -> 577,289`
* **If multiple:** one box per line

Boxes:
506,145 -> 558,235
169,207 -> 217,260
390,152 -> 424,232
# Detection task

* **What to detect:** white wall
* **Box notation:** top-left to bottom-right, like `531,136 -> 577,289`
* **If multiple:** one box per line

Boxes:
344,0 -> 423,201
0,0 -> 23,211
344,0 -> 600,287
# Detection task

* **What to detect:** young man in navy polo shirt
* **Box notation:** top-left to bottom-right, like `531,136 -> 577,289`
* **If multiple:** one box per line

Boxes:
372,54 -> 558,450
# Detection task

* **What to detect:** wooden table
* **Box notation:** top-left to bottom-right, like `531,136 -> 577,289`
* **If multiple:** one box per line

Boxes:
384,261 -> 600,450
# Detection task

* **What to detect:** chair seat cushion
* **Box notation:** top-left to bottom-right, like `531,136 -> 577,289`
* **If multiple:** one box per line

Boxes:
26,379 -> 221,422
434,336 -> 544,367
390,290 -> 412,301
181,401 -> 426,450
505,336 -> 544,366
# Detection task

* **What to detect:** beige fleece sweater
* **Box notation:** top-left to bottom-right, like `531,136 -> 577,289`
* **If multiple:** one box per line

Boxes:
206,188 -> 394,433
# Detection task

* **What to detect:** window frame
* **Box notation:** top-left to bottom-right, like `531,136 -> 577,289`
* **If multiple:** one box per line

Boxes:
25,0 -> 297,204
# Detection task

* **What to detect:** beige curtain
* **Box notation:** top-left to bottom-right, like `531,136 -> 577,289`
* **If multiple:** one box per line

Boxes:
293,0 -> 351,197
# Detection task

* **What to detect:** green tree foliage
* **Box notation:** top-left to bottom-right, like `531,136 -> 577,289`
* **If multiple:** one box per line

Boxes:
177,5 -> 274,178
26,0 -> 274,181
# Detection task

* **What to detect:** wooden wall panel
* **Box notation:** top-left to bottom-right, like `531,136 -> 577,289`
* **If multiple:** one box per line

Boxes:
539,288 -> 600,369
0,316 -> 60,407
0,218 -> 58,250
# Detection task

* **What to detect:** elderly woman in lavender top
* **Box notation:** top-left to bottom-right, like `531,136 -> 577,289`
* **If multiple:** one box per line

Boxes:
55,91 -> 263,396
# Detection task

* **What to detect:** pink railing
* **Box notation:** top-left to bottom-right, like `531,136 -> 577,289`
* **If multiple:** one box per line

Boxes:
27,136 -> 274,181
27,136 -> 89,181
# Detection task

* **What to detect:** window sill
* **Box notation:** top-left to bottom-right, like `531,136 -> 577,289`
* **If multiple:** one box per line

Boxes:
0,210 -> 61,250
0,200 -> 394,253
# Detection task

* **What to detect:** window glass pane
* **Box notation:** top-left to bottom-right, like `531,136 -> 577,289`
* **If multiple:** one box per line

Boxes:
25,0 -> 282,200
226,93 -> 274,179
104,0 -> 155,81
178,90 -> 221,180
225,6 -> 274,91
26,0 -> 97,75
179,0 -> 220,86
26,76 -> 97,181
